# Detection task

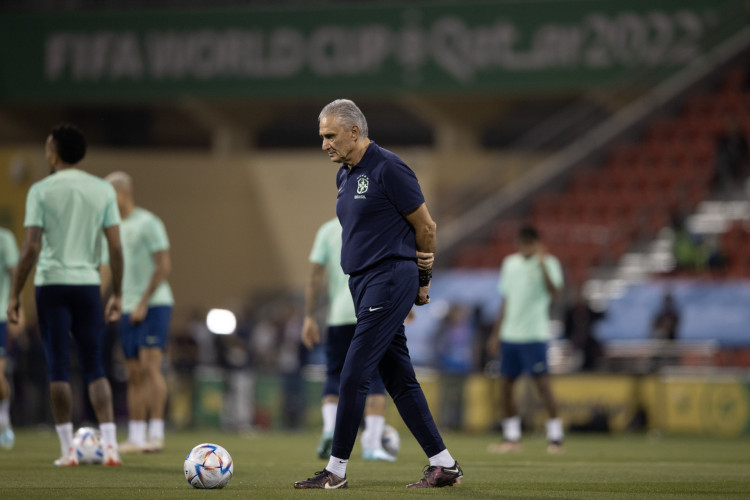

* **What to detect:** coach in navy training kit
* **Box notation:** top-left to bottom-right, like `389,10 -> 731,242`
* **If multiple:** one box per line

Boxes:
294,99 -> 463,490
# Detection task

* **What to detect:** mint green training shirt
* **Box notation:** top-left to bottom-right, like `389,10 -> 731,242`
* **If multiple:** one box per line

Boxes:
308,218 -> 357,326
102,207 -> 174,313
0,227 -> 19,322
498,252 -> 564,343
24,169 -> 121,286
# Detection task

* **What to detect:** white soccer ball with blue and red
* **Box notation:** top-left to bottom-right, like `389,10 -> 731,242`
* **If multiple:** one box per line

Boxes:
73,427 -> 103,464
381,424 -> 400,456
184,443 -> 234,489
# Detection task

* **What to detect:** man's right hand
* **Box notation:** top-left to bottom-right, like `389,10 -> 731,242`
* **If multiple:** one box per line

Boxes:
6,297 -> 20,324
105,295 -> 122,322
301,316 -> 320,350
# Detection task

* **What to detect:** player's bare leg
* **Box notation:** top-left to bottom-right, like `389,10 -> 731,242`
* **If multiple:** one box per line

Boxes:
362,394 -> 395,461
89,377 -> 120,465
121,358 -> 147,452
49,381 -> 77,465
50,381 -> 73,425
141,347 -> 167,451
488,377 -> 522,453
533,375 -> 564,453
533,375 -> 557,418
88,377 -> 114,423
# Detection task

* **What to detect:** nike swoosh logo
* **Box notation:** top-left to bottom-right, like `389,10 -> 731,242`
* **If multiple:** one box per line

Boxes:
324,480 -> 347,489
369,306 -> 384,312
443,466 -> 460,474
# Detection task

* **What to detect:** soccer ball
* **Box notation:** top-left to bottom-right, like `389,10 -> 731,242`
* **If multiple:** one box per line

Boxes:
381,424 -> 400,456
184,443 -> 233,489
73,427 -> 103,464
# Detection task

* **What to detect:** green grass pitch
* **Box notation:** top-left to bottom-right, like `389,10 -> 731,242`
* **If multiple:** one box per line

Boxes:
1,429 -> 749,498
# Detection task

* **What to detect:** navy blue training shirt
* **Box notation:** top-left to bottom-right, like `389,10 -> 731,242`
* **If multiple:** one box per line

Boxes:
336,142 -> 425,275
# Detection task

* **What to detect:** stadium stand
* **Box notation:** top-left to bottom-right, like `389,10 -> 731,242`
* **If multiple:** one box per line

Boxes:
453,60 -> 750,288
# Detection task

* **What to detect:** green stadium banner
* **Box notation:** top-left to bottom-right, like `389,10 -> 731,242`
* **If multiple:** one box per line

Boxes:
0,0 -> 744,101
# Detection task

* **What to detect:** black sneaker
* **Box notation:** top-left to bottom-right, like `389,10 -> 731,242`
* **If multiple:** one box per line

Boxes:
294,469 -> 348,489
406,461 -> 463,488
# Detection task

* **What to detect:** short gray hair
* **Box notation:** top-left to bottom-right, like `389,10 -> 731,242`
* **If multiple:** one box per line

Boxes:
318,99 -> 368,138
104,171 -> 132,191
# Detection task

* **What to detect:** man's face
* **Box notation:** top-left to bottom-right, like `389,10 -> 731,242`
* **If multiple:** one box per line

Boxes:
319,114 -> 357,165
44,135 -> 58,172
517,238 -> 537,258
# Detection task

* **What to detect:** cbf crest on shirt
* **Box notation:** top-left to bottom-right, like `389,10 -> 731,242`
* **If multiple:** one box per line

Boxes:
356,174 -> 369,198
336,142 -> 425,276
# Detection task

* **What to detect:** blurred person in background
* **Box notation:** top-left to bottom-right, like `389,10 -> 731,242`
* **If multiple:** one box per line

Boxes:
188,307 -> 218,367
433,303 -> 475,430
714,115 -> 749,194
487,224 -> 565,454
302,217 -> 396,462
10,323 -> 50,426
295,99 -> 461,490
103,171 -> 173,453
7,123 -> 123,466
670,212 -> 705,272
279,299 -> 306,430
0,225 -> 19,449
563,288 -> 604,372
651,292 -> 680,341
217,326 -> 254,433
167,323 -> 198,429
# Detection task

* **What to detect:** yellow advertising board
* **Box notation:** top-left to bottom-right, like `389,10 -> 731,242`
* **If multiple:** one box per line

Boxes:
453,373 -> 750,437
661,377 -> 750,437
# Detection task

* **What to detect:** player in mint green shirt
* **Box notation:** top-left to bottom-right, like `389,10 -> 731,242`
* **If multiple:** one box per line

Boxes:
302,218 -> 394,462
486,224 -> 565,454
104,171 -> 172,453
0,226 -> 19,450
7,123 -> 124,467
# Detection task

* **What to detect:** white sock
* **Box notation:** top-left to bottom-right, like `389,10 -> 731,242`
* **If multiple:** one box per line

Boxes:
322,402 -> 337,434
546,418 -> 564,442
100,422 -> 117,452
130,420 -> 146,445
326,456 -> 347,478
127,420 -> 136,443
55,422 -> 74,457
428,449 -> 455,468
148,419 -> 164,442
503,416 -> 522,442
363,415 -> 386,450
0,398 -> 10,428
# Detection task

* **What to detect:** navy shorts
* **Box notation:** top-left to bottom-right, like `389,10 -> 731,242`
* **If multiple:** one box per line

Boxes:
0,322 -> 6,358
119,305 -> 172,359
35,285 -> 106,383
324,324 -> 386,397
500,341 -> 549,379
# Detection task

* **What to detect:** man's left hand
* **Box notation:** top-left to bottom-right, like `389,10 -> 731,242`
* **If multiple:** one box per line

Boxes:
415,284 -> 431,306
130,301 -> 148,325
